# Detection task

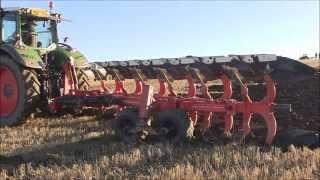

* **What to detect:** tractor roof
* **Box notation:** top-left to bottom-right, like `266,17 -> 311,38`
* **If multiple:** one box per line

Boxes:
2,7 -> 62,21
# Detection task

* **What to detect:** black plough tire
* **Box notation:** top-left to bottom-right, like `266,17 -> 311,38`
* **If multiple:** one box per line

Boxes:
0,55 -> 40,126
77,68 -> 90,91
112,108 -> 141,143
152,109 -> 194,144
274,128 -> 320,150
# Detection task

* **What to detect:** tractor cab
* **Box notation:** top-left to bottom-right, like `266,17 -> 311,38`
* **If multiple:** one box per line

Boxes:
0,7 -> 88,69
1,7 -> 59,49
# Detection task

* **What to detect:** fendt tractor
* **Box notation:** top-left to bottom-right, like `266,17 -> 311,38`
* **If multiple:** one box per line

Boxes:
0,6 -> 316,145
0,7 -> 89,126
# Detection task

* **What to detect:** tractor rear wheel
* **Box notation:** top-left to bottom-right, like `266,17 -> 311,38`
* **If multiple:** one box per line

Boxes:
152,109 -> 194,144
0,56 -> 40,126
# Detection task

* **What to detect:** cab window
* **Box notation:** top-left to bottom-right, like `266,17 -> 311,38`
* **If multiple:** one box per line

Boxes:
35,20 -> 52,48
2,13 -> 17,43
21,18 -> 53,48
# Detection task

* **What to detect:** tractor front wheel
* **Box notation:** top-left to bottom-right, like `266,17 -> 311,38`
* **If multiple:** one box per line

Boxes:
77,68 -> 90,91
0,56 -> 40,126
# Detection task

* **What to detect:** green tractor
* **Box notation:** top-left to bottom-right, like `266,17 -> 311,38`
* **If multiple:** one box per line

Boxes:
0,7 -> 89,126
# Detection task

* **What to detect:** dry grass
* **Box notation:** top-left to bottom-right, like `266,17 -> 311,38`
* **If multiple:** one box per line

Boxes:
1,115 -> 319,179
299,58 -> 320,69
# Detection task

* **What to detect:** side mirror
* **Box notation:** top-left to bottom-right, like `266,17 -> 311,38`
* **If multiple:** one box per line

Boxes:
0,10 -> 5,17
47,43 -> 57,51
63,37 -> 69,43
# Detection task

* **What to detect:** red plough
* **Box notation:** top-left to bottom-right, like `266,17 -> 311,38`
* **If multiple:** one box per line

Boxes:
49,55 -> 291,144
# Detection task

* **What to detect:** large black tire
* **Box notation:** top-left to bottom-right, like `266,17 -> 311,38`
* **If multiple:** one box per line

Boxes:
152,109 -> 194,144
112,108 -> 141,143
0,55 -> 40,126
77,68 -> 90,91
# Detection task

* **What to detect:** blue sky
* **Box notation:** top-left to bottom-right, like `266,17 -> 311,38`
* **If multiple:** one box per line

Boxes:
3,0 -> 319,61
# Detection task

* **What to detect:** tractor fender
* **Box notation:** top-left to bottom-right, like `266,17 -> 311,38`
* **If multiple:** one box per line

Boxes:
0,45 -> 43,69
48,47 -> 89,70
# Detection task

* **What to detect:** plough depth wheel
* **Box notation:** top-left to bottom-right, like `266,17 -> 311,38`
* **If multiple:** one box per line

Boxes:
112,108 -> 141,143
152,109 -> 194,144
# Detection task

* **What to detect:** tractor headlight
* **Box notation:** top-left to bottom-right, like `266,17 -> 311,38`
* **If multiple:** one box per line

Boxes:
69,56 -> 75,65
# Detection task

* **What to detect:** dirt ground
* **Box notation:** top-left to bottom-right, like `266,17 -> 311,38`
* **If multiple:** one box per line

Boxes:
275,59 -> 319,131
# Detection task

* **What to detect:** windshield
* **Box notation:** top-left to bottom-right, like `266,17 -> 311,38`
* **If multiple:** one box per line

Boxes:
21,18 -> 54,48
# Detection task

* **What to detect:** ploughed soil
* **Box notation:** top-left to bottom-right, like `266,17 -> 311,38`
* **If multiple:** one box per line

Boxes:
268,59 -> 319,131
235,59 -> 319,132
274,73 -> 319,131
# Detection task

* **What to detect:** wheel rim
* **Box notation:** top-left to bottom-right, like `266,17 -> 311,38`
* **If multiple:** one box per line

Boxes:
161,120 -> 178,140
0,66 -> 19,117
